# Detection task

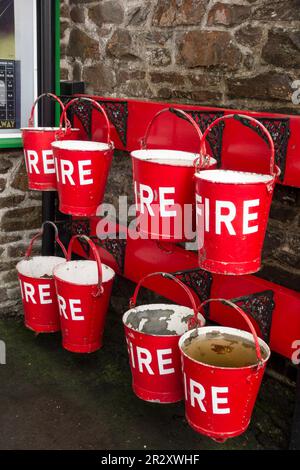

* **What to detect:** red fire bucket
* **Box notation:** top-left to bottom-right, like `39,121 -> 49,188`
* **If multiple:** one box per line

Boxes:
16,221 -> 67,333
195,114 -> 280,275
54,235 -> 115,353
179,298 -> 270,442
21,93 -> 80,191
52,97 -> 114,216
123,272 -> 205,403
131,107 -> 216,242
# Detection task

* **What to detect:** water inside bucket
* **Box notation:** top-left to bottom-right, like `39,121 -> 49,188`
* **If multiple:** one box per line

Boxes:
194,169 -> 273,184
124,304 -> 204,336
182,331 -> 268,368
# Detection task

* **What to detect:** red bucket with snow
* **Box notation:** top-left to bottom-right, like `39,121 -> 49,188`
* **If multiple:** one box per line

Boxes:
195,114 -> 280,275
131,108 -> 216,242
16,221 -> 67,333
52,97 -> 114,216
21,93 -> 80,191
54,235 -> 115,353
179,298 -> 270,442
123,272 -> 205,403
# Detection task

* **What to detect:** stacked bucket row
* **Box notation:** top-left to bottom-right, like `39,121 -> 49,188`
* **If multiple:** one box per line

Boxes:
18,93 -> 278,442
22,94 -> 280,276
16,224 -> 270,442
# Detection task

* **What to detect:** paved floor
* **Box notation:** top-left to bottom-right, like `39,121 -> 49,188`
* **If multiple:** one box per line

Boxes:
0,280 -> 296,450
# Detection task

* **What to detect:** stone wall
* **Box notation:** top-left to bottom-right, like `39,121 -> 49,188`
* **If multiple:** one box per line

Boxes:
0,152 -> 42,316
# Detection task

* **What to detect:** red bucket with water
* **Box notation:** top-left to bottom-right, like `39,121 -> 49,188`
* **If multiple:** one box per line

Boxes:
21,93 -> 80,191
16,221 -> 67,333
195,114 -> 280,275
123,272 -> 205,403
54,235 -> 115,353
179,298 -> 270,442
131,108 -> 216,242
52,97 -> 114,216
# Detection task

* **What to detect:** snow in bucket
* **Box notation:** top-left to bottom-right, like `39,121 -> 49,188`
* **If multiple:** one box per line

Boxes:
53,260 -> 115,285
194,169 -> 273,184
16,256 -> 65,279
131,149 -> 217,168
179,326 -> 270,369
51,140 -> 110,152
123,304 -> 205,337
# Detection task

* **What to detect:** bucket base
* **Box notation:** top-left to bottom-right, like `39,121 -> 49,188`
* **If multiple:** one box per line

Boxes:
133,383 -> 183,404
186,414 -> 250,441
25,321 -> 60,333
59,202 -> 98,217
62,339 -> 102,353
198,256 -> 261,275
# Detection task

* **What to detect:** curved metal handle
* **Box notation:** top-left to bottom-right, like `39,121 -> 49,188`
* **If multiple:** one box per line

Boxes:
28,93 -> 70,129
199,113 -> 277,177
67,235 -> 104,297
25,221 -> 68,259
59,97 -> 113,147
140,107 -> 207,166
198,298 -> 263,364
129,271 -> 203,327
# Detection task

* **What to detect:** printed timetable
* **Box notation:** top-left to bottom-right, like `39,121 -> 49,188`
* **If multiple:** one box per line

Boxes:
0,59 -> 20,130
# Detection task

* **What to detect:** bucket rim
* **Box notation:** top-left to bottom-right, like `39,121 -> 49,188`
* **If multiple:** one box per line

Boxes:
179,325 -> 270,370
122,303 -> 205,338
194,169 -> 274,184
51,140 -> 111,152
16,255 -> 66,279
131,149 -> 217,168
53,259 -> 115,286
21,127 -> 80,132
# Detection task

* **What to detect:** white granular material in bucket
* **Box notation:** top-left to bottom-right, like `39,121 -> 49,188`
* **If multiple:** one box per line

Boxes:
123,304 -> 205,336
54,260 -> 115,285
16,256 -> 65,279
195,169 -> 273,184
51,140 -> 110,152
131,149 -> 216,168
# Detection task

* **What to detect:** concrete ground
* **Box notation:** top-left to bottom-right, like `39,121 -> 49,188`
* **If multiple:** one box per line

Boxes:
0,279 -> 296,450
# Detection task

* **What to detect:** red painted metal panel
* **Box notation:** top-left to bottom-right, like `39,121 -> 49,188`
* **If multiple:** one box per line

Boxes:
73,95 -> 300,188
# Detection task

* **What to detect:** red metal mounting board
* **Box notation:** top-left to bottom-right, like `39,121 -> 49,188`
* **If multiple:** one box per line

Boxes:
71,94 -> 300,188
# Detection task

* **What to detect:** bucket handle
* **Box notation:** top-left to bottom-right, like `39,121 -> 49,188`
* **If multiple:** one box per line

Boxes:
67,235 -> 104,297
198,298 -> 263,365
140,107 -> 208,166
59,97 -> 114,148
25,221 -> 68,259
28,93 -> 71,130
129,271 -> 203,327
198,113 -> 277,177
